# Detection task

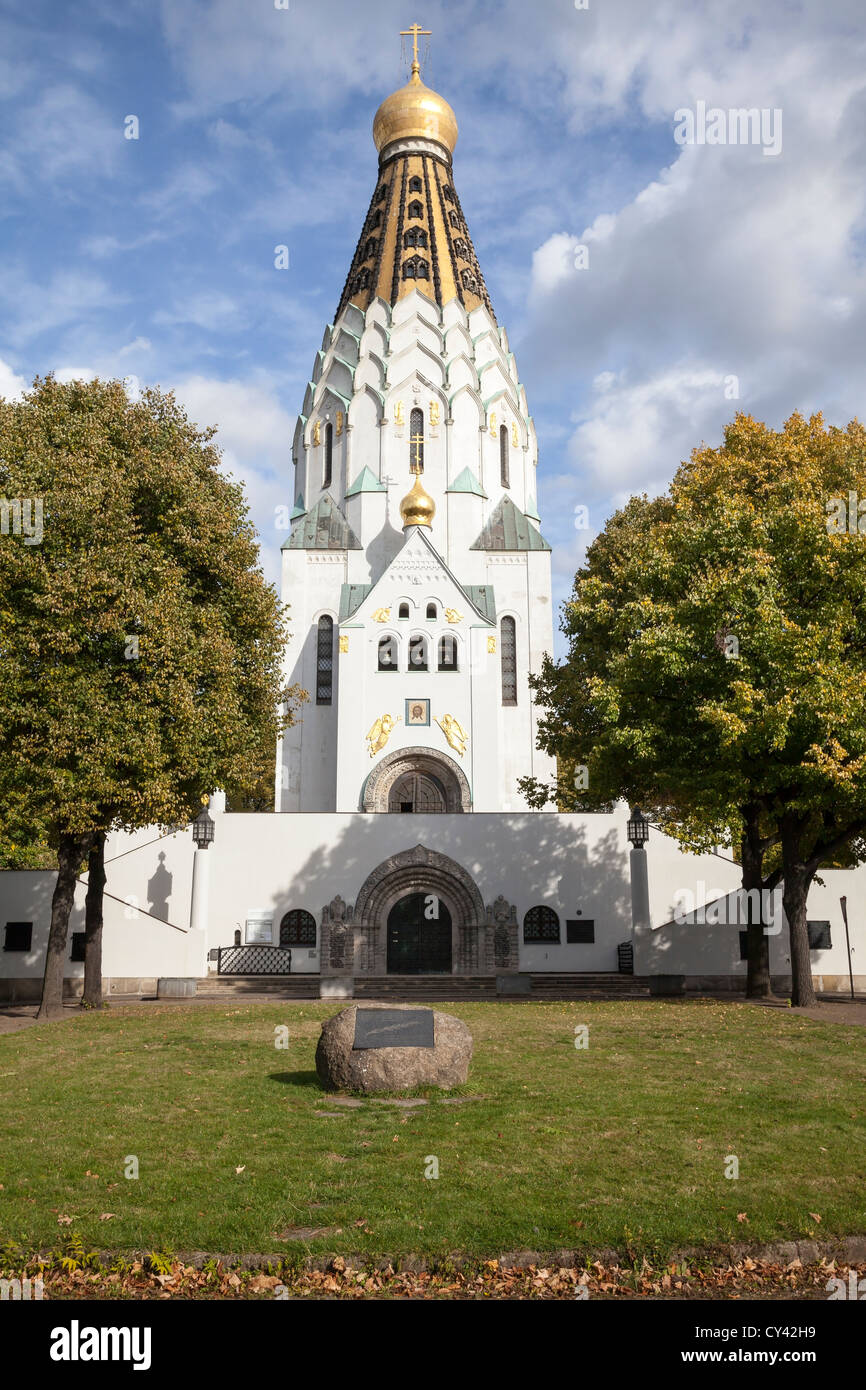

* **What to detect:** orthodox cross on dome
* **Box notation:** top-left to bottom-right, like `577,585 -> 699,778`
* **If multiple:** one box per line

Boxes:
400,21 -> 432,77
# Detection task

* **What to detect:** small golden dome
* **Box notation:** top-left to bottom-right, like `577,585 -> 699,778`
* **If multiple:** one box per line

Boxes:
399,473 -> 436,528
373,64 -> 458,156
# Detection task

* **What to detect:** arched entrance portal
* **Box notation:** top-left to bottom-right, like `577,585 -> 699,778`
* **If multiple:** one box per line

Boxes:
386,892 -> 452,974
362,746 -> 471,813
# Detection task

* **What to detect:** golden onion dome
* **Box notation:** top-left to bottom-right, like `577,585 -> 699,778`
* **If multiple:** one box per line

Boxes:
373,63 -> 458,156
399,473 -> 436,528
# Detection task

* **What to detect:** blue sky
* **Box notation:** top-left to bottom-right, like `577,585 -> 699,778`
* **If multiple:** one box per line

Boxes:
1,0 -> 865,652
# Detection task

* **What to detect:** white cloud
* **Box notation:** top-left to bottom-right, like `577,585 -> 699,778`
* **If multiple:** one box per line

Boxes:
172,373 -> 297,587
0,358 -> 28,400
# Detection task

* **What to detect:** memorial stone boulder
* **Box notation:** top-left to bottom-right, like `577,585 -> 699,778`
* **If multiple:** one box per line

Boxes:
315,1003 -> 472,1093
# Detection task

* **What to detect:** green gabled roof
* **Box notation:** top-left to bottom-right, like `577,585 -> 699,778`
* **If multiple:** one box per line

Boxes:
470,496 -> 551,552
464,585 -> 496,622
339,582 -> 373,620
282,494 -> 361,551
290,494 -> 306,521
446,466 -> 487,499
345,466 -> 386,497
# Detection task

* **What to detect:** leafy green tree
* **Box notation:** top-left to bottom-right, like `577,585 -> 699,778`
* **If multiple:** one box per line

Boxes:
0,376 -> 296,1017
523,413 -> 866,1005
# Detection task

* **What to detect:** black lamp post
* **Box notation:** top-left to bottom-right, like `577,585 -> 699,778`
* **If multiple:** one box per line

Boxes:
626,807 -> 649,849
192,803 -> 215,849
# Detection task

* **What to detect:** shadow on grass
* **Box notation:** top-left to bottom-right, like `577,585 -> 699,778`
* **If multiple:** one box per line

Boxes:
268,1070 -> 323,1088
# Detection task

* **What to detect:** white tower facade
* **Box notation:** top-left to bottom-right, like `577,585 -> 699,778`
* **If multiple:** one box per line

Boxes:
276,54 -> 555,815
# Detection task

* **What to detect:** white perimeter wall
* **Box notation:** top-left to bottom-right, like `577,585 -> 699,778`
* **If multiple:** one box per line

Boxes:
2,807 -> 864,985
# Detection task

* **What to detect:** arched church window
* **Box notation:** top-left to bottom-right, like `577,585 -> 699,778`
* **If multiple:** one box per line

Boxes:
376,184 -> 387,203
408,634 -> 428,670
409,407 -> 424,473
398,602 -> 410,620
323,422 -> 333,489
500,616 -> 517,705
461,268 -> 478,293
426,602 -> 437,620
404,227 -> 428,249
449,209 -> 460,228
499,424 -> 510,489
408,175 -> 423,192
442,185 -> 454,202
408,200 -> 424,219
402,256 -> 429,281
523,905 -> 560,943
368,209 -> 382,229
364,236 -> 378,260
316,616 -> 334,705
378,635 -> 398,670
453,237 -> 469,258
438,634 -> 457,670
279,909 -> 317,947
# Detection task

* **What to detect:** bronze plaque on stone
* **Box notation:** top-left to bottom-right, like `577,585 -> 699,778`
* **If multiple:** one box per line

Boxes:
353,1008 -> 435,1049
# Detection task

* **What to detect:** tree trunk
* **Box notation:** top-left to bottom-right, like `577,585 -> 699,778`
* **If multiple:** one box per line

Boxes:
82,831 -> 106,1009
781,820 -> 816,1007
37,833 -> 89,1020
741,810 -> 772,998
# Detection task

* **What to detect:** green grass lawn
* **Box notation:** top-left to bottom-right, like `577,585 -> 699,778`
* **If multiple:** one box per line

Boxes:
1,999 -> 864,1263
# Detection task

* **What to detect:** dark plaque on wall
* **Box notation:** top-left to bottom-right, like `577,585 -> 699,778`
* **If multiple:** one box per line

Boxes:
353,1008 -> 435,1050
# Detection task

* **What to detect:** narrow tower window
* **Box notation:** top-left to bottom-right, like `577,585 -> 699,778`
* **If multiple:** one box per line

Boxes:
500,616 -> 517,705
499,424 -> 510,488
409,175 -> 423,192
408,200 -> 423,219
408,634 -> 428,670
323,422 -> 333,489
438,634 -> 457,670
364,236 -> 378,259
316,616 -> 334,705
398,602 -> 410,619
404,228 -> 428,249
426,602 -> 437,620
409,407 -> 424,473
378,636 -> 398,670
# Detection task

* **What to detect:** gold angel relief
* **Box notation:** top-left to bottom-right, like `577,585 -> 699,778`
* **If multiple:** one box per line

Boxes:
429,400 -> 440,427
435,713 -> 469,756
313,420 -> 321,446
394,400 -> 405,426
371,607 -> 391,623
444,608 -> 463,624
511,421 -> 518,447
366,713 -> 400,757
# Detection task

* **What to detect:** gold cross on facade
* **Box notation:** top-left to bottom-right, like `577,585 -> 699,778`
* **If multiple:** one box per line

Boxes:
400,22 -> 431,72
409,430 -> 424,473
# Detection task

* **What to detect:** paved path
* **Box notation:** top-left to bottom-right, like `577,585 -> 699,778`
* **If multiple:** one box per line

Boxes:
750,997 -> 866,1027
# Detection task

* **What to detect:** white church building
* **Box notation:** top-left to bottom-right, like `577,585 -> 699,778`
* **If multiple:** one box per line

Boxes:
1,49 -> 864,1001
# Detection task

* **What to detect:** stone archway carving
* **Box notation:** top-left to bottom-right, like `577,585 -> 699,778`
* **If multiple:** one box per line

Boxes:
350,844 -> 485,974
362,745 -> 471,813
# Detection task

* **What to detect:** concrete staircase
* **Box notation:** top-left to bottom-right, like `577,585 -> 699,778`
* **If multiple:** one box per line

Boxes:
195,974 -> 320,999
528,973 -> 650,999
